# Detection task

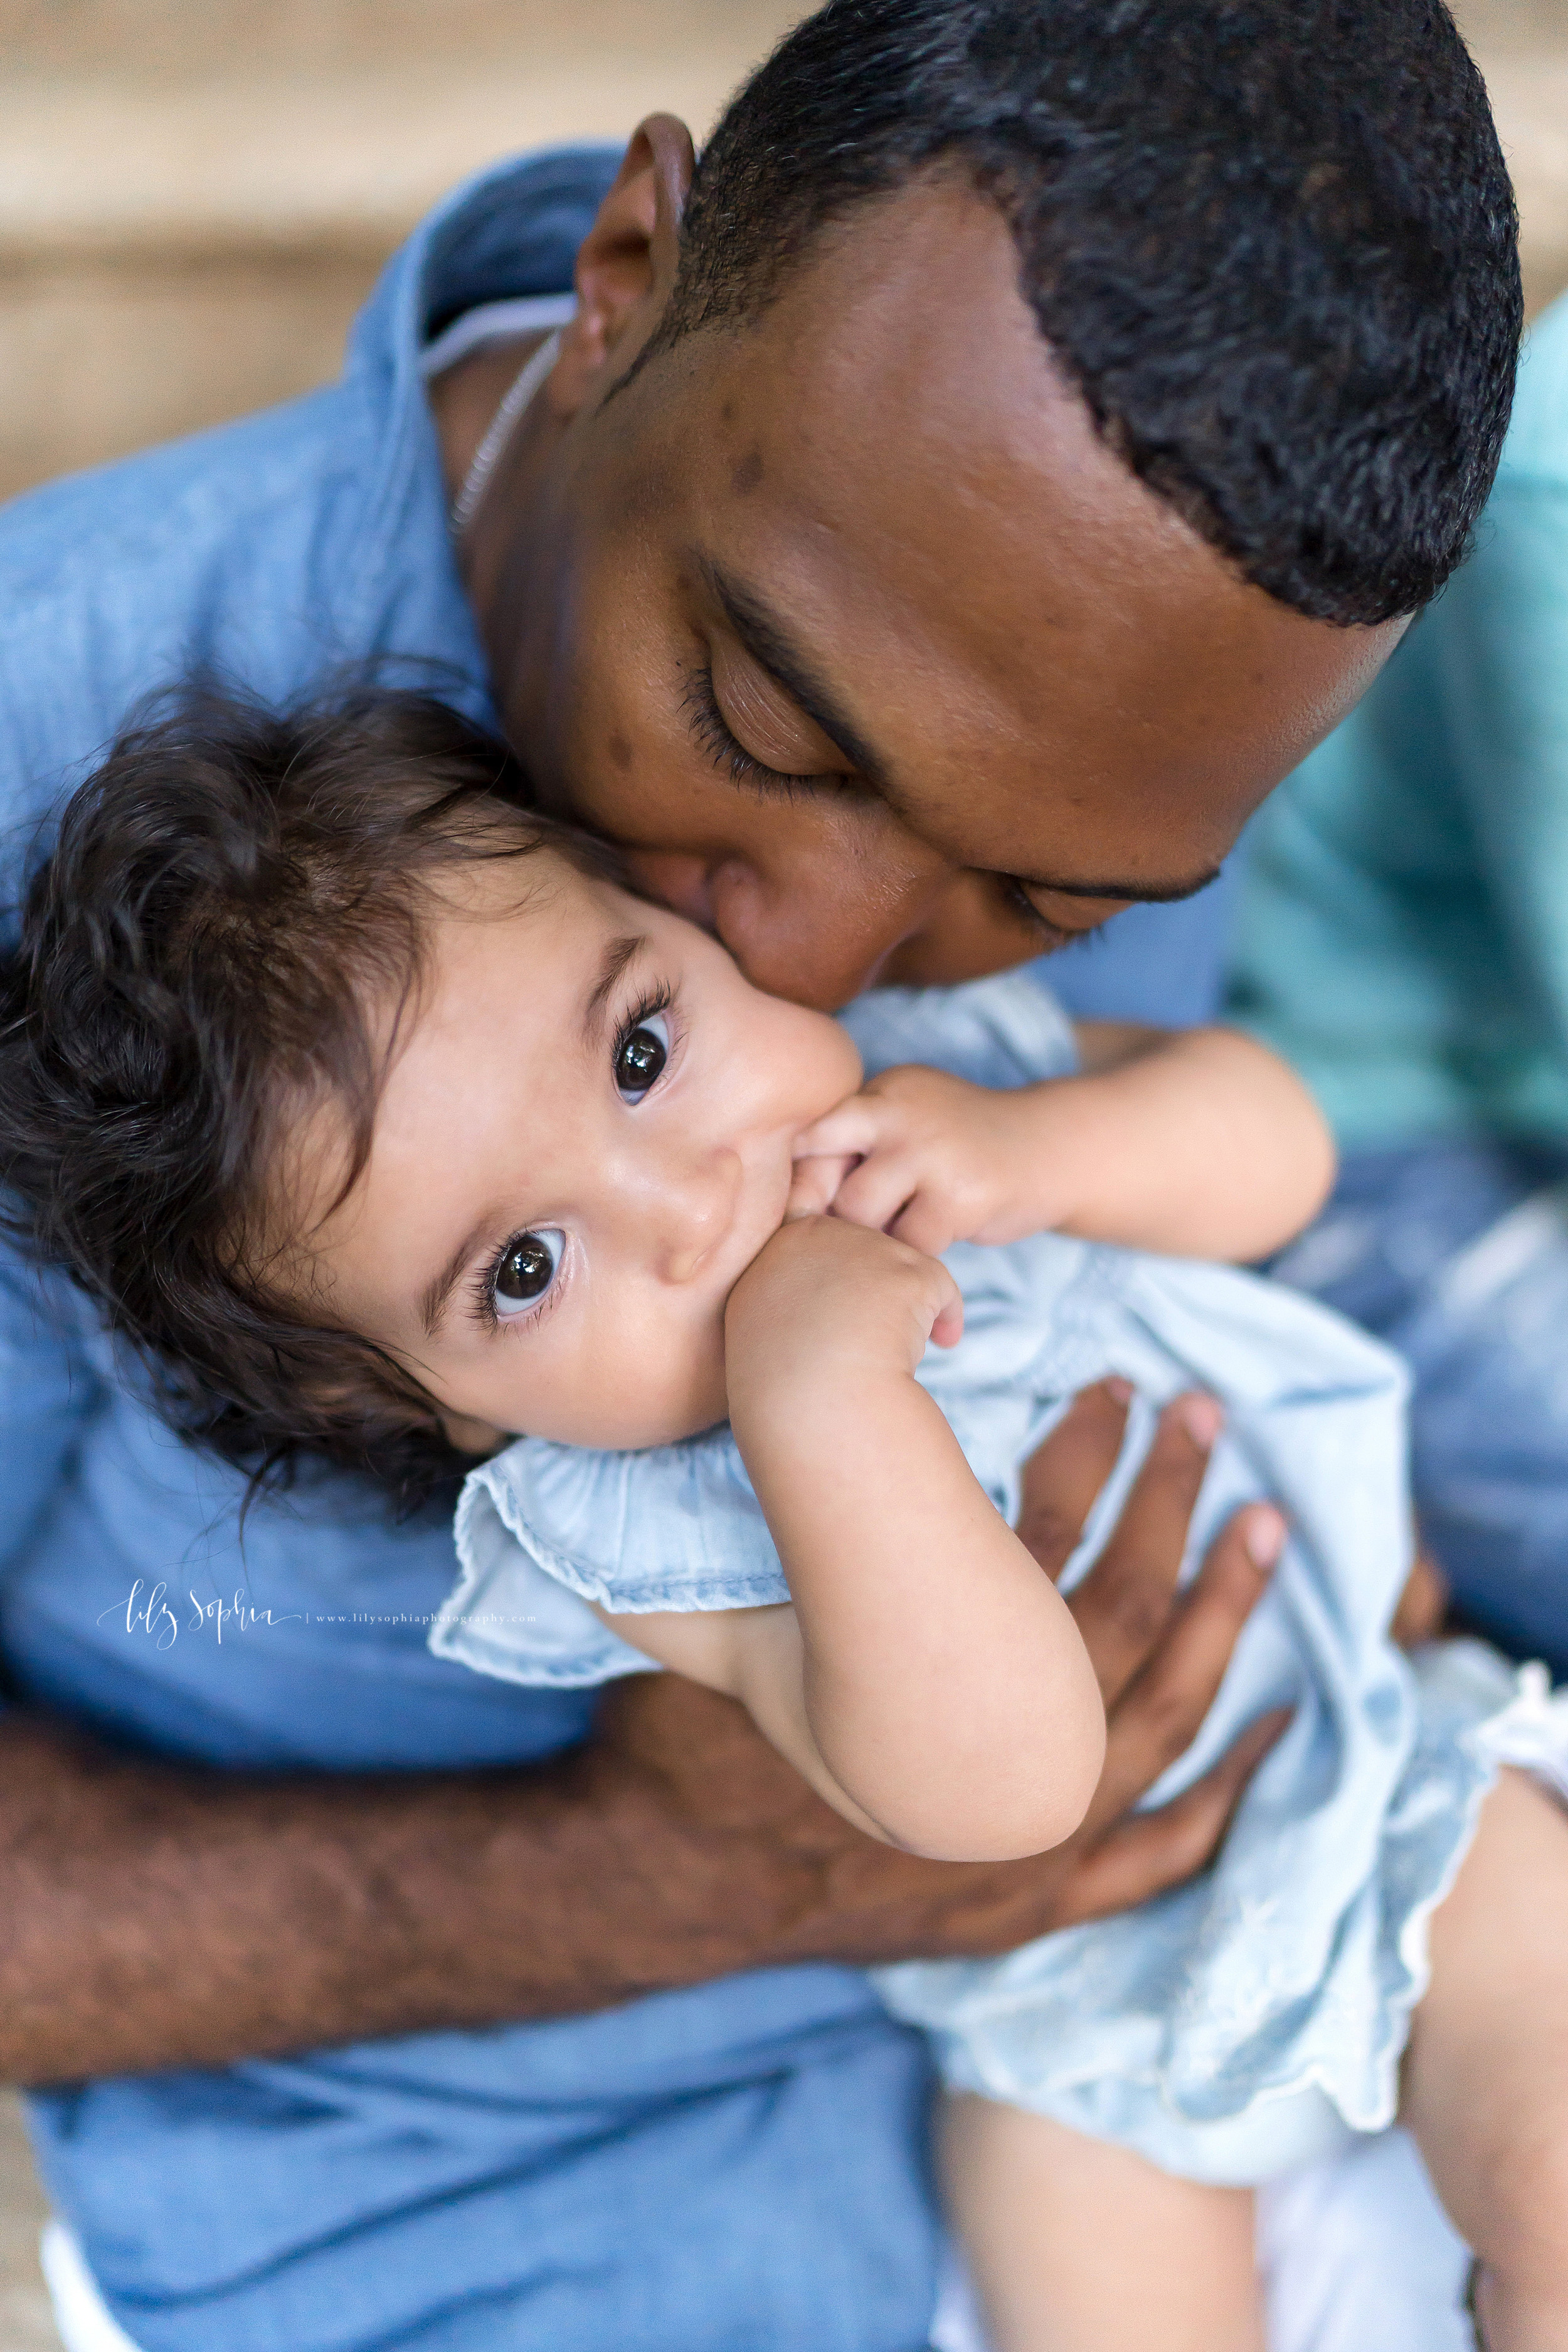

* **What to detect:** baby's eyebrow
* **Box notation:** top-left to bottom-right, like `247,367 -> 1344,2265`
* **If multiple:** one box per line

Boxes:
581,933 -> 648,1045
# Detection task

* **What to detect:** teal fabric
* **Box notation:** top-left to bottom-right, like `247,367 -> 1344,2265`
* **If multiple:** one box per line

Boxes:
1228,294 -> 1568,1150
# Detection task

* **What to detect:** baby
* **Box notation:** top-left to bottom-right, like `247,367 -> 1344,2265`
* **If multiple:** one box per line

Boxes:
5,685 -> 1567,2352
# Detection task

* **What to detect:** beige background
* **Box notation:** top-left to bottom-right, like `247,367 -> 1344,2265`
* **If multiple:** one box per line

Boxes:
1,3 -> 1567,2344
0,0 -> 1564,500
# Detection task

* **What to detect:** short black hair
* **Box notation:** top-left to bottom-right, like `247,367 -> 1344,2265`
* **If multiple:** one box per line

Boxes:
650,0 -> 1520,624
0,686 -> 606,1514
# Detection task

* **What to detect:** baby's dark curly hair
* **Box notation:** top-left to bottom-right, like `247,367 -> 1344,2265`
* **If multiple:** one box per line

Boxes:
0,684 -> 610,1514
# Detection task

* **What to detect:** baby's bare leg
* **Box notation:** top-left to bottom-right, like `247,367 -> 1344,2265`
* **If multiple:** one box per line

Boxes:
940,2092 -> 1264,2352
1402,1769 -> 1568,2351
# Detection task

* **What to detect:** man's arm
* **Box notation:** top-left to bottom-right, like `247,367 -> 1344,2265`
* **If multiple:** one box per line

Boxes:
0,1385 -> 1276,2085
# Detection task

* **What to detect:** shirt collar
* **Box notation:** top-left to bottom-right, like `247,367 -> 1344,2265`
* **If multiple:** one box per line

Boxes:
328,142 -> 622,709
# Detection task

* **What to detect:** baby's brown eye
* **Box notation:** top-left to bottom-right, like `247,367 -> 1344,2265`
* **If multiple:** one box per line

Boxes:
615,1012 -> 669,1101
493,1229 -> 563,1318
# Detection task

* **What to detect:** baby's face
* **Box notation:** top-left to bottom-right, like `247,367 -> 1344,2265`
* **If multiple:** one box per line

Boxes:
299,850 -> 863,1451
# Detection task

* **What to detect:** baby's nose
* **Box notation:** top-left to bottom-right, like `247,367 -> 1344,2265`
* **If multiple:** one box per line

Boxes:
654,1148 -> 743,1286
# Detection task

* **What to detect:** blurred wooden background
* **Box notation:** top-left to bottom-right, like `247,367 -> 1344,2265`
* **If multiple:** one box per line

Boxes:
0,0 -> 1562,502
0,1 -> 807,501
0,4 -> 1565,2345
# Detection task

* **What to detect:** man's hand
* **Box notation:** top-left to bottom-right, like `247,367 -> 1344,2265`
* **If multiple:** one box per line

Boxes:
595,1379 -> 1286,1962
0,1384 -> 1277,2082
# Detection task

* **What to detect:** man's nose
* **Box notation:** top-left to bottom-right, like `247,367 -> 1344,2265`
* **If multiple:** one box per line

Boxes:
704,849 -> 943,1011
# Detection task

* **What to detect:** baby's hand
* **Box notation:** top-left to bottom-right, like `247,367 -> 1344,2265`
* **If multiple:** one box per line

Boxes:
788,1064 -> 1047,1256
724,1214 -> 963,1429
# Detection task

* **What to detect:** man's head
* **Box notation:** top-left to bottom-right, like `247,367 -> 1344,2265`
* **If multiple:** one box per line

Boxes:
465,0 -> 1519,1007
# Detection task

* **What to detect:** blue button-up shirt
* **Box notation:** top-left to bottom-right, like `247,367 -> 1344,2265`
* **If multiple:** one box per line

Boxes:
0,147 -> 938,2352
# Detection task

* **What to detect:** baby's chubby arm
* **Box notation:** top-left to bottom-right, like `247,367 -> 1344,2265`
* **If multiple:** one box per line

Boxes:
790,1024 -> 1335,1263
596,1216 -> 1106,1863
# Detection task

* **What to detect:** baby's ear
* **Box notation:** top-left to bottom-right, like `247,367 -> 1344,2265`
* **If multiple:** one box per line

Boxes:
437,1405 -> 507,1457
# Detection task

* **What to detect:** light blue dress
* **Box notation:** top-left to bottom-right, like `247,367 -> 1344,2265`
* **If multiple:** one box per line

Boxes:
433,971 -> 1518,2186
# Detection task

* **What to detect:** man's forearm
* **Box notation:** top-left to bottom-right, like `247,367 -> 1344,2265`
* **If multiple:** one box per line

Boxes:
0,1389 -> 1280,2084
0,1705 -> 808,2084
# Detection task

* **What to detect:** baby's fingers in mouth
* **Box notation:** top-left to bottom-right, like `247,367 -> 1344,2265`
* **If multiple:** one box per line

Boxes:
785,1150 -> 860,1221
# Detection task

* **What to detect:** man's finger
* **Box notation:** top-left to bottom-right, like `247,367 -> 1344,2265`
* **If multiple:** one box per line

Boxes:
1049,1707 -> 1291,1929
1066,1395 -> 1222,1708
1014,1380 -> 1134,1581
1391,1545 -> 1449,1648
1088,1500 -> 1285,1818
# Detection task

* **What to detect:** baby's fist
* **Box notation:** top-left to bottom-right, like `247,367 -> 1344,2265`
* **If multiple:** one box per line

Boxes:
724,1214 -> 963,1428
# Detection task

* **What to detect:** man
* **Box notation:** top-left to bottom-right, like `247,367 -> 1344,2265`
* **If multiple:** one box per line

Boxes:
0,3 -> 1517,2346
1232,291 -> 1568,1680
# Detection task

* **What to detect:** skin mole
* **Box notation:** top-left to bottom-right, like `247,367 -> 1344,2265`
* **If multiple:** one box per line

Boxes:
731,447 -> 765,495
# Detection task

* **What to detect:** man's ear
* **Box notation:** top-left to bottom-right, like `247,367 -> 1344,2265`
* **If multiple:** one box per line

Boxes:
551,114 -> 696,416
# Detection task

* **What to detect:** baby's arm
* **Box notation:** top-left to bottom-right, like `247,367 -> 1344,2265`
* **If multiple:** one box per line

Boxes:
792,1022 -> 1334,1263
595,1216 -> 1106,1863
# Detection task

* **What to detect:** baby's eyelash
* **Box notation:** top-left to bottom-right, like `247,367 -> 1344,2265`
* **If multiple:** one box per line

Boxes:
469,1237 -> 566,1336
468,988 -> 679,1337
613,980 -> 675,1064
682,662 -> 827,802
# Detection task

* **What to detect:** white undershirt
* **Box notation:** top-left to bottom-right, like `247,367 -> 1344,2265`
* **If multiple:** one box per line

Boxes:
418,292 -> 576,382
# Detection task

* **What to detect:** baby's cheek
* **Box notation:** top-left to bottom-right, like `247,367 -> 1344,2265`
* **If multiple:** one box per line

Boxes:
652,1322 -> 731,1444
534,1311 -> 731,1450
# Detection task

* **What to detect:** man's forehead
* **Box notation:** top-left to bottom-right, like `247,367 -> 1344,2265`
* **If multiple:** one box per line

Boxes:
674,192 -> 1258,682
687,176 -> 1151,539
684,539 -> 1248,893
595,172 -> 1399,901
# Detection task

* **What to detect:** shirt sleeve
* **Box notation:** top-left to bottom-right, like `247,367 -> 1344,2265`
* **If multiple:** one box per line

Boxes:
838,968 -> 1081,1088
1224,296 -> 1568,1150
0,1251 -> 105,1599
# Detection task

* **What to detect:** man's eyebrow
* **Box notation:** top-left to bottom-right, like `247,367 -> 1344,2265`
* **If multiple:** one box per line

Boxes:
697,553 -> 1222,908
1020,864 -> 1224,906
583,933 -> 647,1044
697,555 -> 887,787
420,1211 -> 498,1339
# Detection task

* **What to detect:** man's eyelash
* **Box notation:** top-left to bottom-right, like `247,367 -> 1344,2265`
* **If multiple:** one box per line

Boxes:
682,662 -> 825,800
684,667 -> 1101,955
1002,876 -> 1105,954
